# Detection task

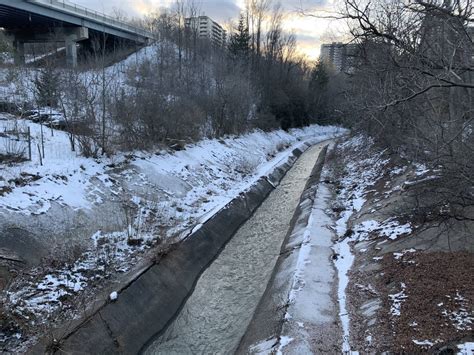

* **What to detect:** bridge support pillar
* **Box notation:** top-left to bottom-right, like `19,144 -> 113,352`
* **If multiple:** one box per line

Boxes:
13,41 -> 25,65
65,27 -> 88,67
65,38 -> 78,68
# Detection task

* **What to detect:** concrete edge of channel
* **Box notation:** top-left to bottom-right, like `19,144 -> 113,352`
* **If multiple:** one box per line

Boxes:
29,142 -> 314,355
236,144 -> 330,354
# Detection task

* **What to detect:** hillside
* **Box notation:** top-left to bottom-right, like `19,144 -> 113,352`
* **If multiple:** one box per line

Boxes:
0,109 -> 343,351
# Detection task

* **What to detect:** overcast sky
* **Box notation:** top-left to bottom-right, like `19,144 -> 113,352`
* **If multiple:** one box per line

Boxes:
71,0 -> 344,60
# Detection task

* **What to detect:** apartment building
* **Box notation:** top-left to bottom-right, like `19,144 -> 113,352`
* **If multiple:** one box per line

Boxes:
320,42 -> 358,73
185,16 -> 227,46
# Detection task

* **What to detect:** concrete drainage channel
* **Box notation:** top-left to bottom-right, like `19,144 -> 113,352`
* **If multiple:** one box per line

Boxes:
144,143 -> 329,355
31,140 -> 330,354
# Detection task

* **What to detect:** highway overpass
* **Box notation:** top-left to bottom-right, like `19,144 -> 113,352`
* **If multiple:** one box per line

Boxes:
0,0 -> 155,66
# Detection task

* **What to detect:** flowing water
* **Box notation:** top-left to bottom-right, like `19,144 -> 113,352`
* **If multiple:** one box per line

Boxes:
144,144 -> 325,355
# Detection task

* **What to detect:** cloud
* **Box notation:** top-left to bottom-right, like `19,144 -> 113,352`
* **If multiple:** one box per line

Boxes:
197,0 -> 241,22
73,0 -> 240,19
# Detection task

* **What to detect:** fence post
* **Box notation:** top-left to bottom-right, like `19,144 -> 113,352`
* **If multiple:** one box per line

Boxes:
37,144 -> 43,166
28,126 -> 32,161
40,122 -> 45,159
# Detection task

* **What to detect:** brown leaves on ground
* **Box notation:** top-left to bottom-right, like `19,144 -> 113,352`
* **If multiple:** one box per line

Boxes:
381,251 -> 474,352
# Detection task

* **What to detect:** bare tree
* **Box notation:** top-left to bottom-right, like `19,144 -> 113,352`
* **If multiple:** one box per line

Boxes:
333,0 -> 474,222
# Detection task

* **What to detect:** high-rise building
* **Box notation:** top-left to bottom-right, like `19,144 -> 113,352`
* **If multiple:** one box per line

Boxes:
418,1 -> 472,68
185,16 -> 227,46
320,42 -> 358,73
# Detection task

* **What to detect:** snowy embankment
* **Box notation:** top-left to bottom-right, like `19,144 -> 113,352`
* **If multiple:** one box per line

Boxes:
0,113 -> 344,347
324,136 -> 473,354
264,137 -> 392,354
331,136 -> 391,353
0,44 -> 160,103
270,136 -> 416,354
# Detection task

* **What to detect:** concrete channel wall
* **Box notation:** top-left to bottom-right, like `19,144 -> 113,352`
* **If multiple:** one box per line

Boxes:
31,143 -> 312,355
236,145 -> 329,353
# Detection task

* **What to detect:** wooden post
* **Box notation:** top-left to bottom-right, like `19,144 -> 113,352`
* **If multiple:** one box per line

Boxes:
40,122 -> 45,159
37,144 -> 43,166
28,126 -> 32,161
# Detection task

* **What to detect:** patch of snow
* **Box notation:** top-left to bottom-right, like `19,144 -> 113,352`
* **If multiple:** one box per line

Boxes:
393,249 -> 417,260
458,342 -> 474,355
353,218 -> 412,242
7,227 -> 155,319
414,163 -> 430,176
276,336 -> 294,355
277,177 -> 340,353
389,283 -> 407,317
413,340 -> 434,347
249,338 -> 277,355
390,166 -> 406,176
334,236 -> 355,352
442,292 -> 473,331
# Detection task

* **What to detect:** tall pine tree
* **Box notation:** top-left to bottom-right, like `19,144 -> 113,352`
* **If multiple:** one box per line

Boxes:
228,13 -> 251,60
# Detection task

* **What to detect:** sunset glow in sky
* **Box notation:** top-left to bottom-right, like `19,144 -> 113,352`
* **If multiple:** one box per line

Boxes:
72,0 -> 344,60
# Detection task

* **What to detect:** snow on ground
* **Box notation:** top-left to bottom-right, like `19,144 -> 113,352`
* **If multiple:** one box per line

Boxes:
353,218 -> 412,242
0,116 -> 107,214
249,338 -> 278,354
0,43 -> 161,104
333,236 -> 355,353
328,135 -> 474,353
458,342 -> 474,355
389,283 -> 407,317
330,135 -> 390,352
267,136 -> 398,354
0,115 -> 341,217
1,112 -> 345,333
276,336 -> 294,355
276,164 -> 339,353
442,292 -> 473,331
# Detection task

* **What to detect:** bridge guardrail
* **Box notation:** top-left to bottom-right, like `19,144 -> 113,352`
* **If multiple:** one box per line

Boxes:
26,0 -> 155,39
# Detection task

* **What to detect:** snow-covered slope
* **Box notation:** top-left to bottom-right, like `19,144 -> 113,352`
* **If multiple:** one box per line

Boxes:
1,113 -> 344,338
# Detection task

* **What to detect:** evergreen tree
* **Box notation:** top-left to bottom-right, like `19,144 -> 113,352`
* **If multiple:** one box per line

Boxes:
34,65 -> 60,107
228,13 -> 251,60
309,60 -> 329,90
309,60 -> 330,121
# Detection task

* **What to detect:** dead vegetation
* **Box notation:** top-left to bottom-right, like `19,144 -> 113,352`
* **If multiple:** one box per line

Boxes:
382,251 -> 473,352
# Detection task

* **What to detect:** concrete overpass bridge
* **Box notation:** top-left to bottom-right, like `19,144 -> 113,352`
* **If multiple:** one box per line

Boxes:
0,0 -> 155,66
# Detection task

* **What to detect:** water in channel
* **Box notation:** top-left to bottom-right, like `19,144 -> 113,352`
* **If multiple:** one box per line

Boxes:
144,143 -> 325,355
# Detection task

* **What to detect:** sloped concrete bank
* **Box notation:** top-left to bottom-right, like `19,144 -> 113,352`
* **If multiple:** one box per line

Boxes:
30,143 -> 315,355
236,145 -> 335,354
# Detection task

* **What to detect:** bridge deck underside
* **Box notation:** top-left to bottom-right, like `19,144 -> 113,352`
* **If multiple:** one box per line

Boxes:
0,5 -> 71,29
0,3 -> 150,44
